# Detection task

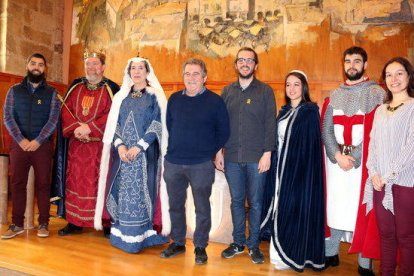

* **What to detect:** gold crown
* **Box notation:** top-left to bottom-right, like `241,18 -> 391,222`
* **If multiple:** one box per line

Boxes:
83,49 -> 106,64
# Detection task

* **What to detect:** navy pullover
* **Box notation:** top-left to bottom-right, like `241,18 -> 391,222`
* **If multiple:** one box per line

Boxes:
165,89 -> 230,165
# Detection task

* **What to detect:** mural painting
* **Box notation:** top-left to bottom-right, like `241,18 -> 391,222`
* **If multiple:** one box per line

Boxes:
73,0 -> 413,55
69,0 -> 414,85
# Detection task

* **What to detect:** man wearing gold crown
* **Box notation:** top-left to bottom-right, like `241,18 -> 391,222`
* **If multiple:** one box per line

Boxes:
54,50 -> 119,236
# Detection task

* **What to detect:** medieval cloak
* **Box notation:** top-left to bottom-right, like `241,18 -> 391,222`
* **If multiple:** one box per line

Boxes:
51,78 -> 119,218
265,102 -> 325,272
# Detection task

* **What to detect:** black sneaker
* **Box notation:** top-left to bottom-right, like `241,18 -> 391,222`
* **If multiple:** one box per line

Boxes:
221,243 -> 245,258
58,223 -> 83,236
194,247 -> 208,265
358,266 -> 375,276
325,254 -> 339,268
248,247 -> 264,264
103,227 -> 111,239
160,243 -> 186,258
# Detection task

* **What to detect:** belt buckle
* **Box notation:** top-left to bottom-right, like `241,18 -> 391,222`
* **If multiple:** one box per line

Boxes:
341,145 -> 353,155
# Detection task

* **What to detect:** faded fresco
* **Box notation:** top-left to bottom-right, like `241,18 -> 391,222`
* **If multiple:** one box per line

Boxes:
72,0 -> 414,57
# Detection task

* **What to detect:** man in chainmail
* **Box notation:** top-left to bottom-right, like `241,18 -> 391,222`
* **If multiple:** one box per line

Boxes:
321,46 -> 385,276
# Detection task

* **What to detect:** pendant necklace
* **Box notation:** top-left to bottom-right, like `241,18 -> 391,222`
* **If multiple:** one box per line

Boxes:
86,83 -> 98,90
387,102 -> 404,112
131,88 -> 143,98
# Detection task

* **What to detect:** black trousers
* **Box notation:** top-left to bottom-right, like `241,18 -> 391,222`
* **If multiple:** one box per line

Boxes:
163,159 -> 215,248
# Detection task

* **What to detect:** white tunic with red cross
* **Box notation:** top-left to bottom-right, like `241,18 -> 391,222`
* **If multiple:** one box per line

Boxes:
325,109 -> 365,232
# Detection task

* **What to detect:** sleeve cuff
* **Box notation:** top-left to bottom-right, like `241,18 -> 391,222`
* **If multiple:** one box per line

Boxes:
383,172 -> 397,185
114,138 -> 124,148
367,168 -> 377,178
137,139 -> 149,151
352,158 -> 361,169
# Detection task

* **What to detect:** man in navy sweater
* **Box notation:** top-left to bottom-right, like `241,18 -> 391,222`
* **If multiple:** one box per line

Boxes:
160,58 -> 230,265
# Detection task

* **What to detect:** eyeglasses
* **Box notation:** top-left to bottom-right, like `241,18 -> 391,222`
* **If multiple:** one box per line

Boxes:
236,58 -> 256,64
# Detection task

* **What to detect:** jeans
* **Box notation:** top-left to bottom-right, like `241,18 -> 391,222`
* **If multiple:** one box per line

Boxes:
224,161 -> 266,249
163,159 -> 215,248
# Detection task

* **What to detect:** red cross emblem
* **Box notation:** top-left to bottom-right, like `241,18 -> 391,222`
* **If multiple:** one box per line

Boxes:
333,115 -> 364,145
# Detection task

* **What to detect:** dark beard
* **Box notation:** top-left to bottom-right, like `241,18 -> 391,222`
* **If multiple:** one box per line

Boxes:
27,70 -> 45,83
345,68 -> 364,81
239,71 -> 254,79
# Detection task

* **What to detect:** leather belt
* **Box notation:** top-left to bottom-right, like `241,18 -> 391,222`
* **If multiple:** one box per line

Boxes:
339,144 -> 355,155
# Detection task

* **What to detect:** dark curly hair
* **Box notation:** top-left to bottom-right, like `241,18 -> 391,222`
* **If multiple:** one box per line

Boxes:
381,57 -> 414,102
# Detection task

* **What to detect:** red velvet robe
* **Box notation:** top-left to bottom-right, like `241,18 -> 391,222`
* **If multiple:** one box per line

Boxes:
61,83 -> 113,227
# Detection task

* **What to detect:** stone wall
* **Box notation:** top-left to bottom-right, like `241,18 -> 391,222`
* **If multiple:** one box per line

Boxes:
1,0 -> 64,82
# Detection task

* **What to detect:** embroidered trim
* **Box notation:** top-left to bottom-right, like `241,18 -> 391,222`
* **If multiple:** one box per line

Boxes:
66,210 -> 94,221
111,227 -> 157,244
91,121 -> 104,135
66,202 -> 96,212
63,122 -> 80,133
66,189 -> 97,199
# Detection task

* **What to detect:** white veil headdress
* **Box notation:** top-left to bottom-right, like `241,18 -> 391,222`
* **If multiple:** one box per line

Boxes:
94,57 -> 170,236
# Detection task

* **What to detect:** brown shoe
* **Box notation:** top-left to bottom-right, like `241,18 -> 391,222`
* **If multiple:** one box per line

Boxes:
37,224 -> 49,238
1,224 -> 24,239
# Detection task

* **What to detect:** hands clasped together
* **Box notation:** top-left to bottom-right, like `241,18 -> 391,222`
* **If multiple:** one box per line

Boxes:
118,145 -> 141,162
18,139 -> 41,151
74,123 -> 92,142
335,152 -> 355,171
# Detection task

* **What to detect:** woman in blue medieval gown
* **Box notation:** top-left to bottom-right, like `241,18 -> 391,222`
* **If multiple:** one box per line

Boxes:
95,57 -> 170,253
